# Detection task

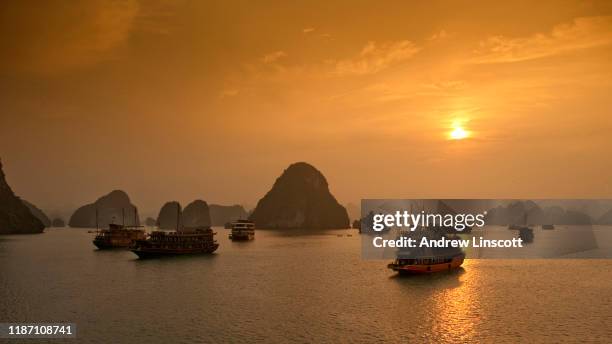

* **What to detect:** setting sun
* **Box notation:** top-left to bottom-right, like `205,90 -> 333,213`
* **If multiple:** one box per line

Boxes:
450,126 -> 469,140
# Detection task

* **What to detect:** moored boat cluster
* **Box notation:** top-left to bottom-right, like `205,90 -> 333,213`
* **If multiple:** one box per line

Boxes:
93,208 -> 255,259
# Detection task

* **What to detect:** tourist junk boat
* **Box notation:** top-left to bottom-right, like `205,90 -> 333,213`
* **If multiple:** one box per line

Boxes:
516,213 -> 534,243
229,220 -> 255,241
130,228 -> 218,258
93,223 -> 147,249
387,230 -> 465,274
92,208 -> 146,249
519,227 -> 534,242
542,214 -> 555,230
509,225 -> 534,241
386,201 -> 467,275
505,212 -> 535,242
130,205 -> 218,259
388,253 -> 465,274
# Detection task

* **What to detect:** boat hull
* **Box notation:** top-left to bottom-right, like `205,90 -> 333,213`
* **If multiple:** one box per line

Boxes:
93,237 -> 142,249
93,239 -> 128,249
131,244 -> 219,259
388,255 -> 465,274
229,233 -> 254,241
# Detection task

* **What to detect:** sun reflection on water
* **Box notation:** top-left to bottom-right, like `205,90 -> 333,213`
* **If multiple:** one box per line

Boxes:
430,261 -> 482,342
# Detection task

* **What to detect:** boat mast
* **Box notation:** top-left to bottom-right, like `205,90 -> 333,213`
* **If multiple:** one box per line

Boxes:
134,207 -> 137,226
122,208 -> 125,226
176,203 -> 180,232
95,207 -> 99,230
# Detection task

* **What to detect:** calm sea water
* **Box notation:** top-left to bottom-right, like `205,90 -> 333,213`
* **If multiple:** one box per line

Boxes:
1,228 -> 612,343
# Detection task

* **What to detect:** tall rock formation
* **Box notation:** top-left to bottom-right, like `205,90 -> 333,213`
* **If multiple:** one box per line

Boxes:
22,200 -> 51,227
182,200 -> 212,228
69,190 -> 140,228
156,201 -> 181,229
249,162 -> 349,229
209,204 -> 248,226
0,159 -> 45,234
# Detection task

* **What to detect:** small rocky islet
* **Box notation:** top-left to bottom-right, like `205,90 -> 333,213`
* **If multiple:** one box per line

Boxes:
183,200 -> 212,228
152,201 -> 246,229
52,217 -> 66,227
156,201 -> 182,229
155,200 -> 212,229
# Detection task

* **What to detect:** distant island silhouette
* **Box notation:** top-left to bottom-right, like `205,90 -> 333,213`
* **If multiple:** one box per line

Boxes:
52,217 -> 65,227
209,204 -> 248,226
69,190 -> 140,228
485,200 -> 592,225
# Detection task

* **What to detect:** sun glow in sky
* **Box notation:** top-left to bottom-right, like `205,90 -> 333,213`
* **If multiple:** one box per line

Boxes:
450,126 -> 469,140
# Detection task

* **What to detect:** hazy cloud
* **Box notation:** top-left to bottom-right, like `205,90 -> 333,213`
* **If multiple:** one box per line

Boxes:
0,0 -> 140,74
333,41 -> 421,75
262,51 -> 288,64
472,16 -> 612,63
428,30 -> 450,41
303,27 -> 316,34
422,80 -> 467,91
220,89 -> 239,98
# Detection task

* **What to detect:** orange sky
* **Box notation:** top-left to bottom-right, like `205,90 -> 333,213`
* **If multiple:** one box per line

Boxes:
1,1 -> 611,217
